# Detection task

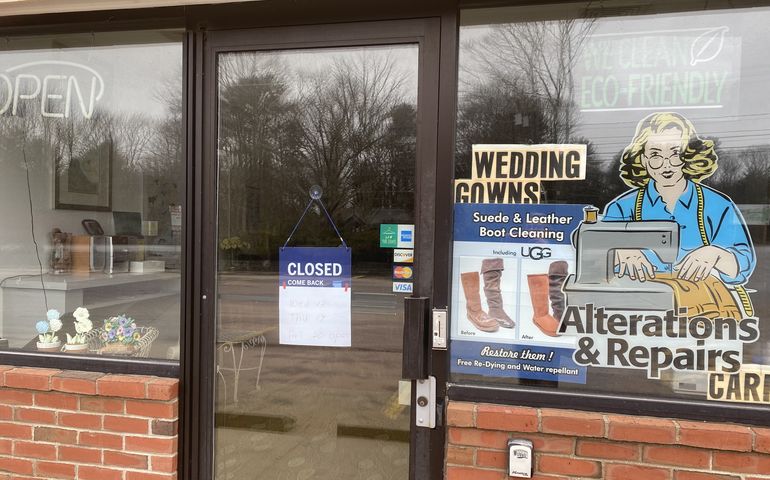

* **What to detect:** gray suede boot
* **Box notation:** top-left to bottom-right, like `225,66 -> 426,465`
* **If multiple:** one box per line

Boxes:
480,258 -> 515,328
548,261 -> 569,322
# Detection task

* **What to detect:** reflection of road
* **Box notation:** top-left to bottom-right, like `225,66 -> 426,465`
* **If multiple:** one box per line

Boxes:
214,272 -> 410,480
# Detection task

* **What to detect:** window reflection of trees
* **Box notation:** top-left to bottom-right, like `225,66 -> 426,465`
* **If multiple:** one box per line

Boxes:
457,18 -> 770,210
217,52 -> 417,266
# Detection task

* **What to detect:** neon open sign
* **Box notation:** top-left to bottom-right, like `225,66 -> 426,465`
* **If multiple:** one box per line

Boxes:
0,61 -> 105,119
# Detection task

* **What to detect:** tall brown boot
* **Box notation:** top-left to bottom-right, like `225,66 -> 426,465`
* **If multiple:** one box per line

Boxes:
527,274 -> 559,337
481,258 -> 514,328
548,261 -> 569,322
461,272 -> 499,332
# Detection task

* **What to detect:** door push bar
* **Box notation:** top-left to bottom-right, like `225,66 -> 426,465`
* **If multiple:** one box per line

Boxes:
403,297 -> 437,428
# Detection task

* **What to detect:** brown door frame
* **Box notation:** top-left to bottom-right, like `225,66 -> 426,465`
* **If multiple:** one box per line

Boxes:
192,17 -> 446,480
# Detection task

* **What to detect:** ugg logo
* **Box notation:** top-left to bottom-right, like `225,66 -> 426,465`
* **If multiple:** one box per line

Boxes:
520,246 -> 551,260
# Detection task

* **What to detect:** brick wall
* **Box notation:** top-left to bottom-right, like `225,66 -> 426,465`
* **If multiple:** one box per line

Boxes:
0,366 -> 178,480
446,401 -> 770,480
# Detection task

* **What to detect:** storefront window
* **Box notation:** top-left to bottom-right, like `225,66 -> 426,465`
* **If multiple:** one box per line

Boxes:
452,2 -> 770,406
0,31 -> 183,360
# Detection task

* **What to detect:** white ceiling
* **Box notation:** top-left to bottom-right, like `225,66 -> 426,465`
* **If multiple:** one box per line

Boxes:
0,0 -> 255,17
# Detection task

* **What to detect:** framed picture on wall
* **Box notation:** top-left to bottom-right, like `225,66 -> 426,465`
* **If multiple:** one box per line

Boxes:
55,140 -> 113,211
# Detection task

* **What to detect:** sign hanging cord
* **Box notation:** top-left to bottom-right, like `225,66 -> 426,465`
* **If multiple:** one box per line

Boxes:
282,187 -> 348,250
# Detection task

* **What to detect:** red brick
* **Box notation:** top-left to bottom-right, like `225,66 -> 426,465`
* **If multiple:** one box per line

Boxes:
605,463 -> 670,480
126,473 -> 177,480
78,431 -> 123,450
448,427 -> 510,449
104,415 -> 148,434
97,375 -> 149,399
143,405 -> 174,429
0,390 -> 33,406
753,427 -> 770,453
607,415 -> 676,444
476,449 -> 506,469
34,427 -> 76,444
6,475 -> 35,480
79,396 -> 123,414
150,455 -> 177,473
0,440 -> 10,455
0,457 -> 33,475
644,445 -> 710,468
514,434 -> 574,454
678,421 -> 752,452
541,409 -> 605,437
14,408 -> 56,424
13,441 -> 56,460
446,466 -> 507,480
0,366 -> 14,386
447,446 -> 474,465
3,368 -> 60,391
538,455 -> 600,477
0,423 -> 32,440
576,439 -> 639,461
125,436 -> 177,454
51,371 -> 104,396
125,400 -> 177,419
58,412 -> 102,430
35,461 -> 75,479
675,472 -> 740,480
151,420 -> 178,436
147,378 -> 179,401
34,392 -> 77,411
57,446 -> 101,464
447,402 -> 475,427
712,451 -> 770,474
104,451 -> 148,469
0,406 -> 11,421
77,465 -> 123,480
476,405 -> 537,432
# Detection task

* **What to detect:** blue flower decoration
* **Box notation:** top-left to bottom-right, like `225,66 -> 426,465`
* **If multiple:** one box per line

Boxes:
46,309 -> 61,321
35,321 -> 49,334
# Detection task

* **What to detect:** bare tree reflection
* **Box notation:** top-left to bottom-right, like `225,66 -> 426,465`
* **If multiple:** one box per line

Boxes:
216,52 -> 417,264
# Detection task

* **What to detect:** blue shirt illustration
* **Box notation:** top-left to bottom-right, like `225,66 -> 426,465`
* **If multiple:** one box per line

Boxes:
604,179 -> 755,285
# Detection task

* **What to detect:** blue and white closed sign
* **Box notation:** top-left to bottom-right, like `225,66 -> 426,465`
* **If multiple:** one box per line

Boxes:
279,247 -> 351,347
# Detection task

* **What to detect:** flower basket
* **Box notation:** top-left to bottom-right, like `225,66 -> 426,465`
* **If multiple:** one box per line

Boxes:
83,326 -> 159,358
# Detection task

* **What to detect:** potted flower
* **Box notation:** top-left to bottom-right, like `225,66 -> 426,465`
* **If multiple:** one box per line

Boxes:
36,309 -> 63,352
64,307 -> 92,353
100,314 -> 142,355
219,236 -> 251,270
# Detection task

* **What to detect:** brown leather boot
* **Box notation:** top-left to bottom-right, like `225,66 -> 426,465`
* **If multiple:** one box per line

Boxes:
481,258 -> 514,328
461,271 -> 499,332
548,261 -> 569,322
527,274 -> 559,337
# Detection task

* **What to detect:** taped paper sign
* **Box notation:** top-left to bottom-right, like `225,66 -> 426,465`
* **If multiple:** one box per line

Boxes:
279,247 -> 351,347
455,144 -> 587,204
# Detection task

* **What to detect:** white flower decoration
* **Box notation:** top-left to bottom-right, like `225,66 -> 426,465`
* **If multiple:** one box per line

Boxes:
74,318 -> 93,334
73,307 -> 90,321
49,317 -> 63,333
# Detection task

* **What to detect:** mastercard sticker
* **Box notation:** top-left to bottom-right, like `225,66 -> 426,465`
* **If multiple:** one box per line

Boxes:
392,265 -> 414,280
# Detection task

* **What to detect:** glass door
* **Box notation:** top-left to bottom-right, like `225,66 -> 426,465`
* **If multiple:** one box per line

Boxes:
203,21 -> 441,479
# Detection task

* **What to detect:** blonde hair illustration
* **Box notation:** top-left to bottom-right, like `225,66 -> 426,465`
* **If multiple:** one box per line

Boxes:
619,112 -> 718,188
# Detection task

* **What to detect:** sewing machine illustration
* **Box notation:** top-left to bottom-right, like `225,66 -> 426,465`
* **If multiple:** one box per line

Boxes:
562,207 -> 679,311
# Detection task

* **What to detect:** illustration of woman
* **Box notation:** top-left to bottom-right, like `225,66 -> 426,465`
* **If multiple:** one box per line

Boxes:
603,112 -> 755,306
